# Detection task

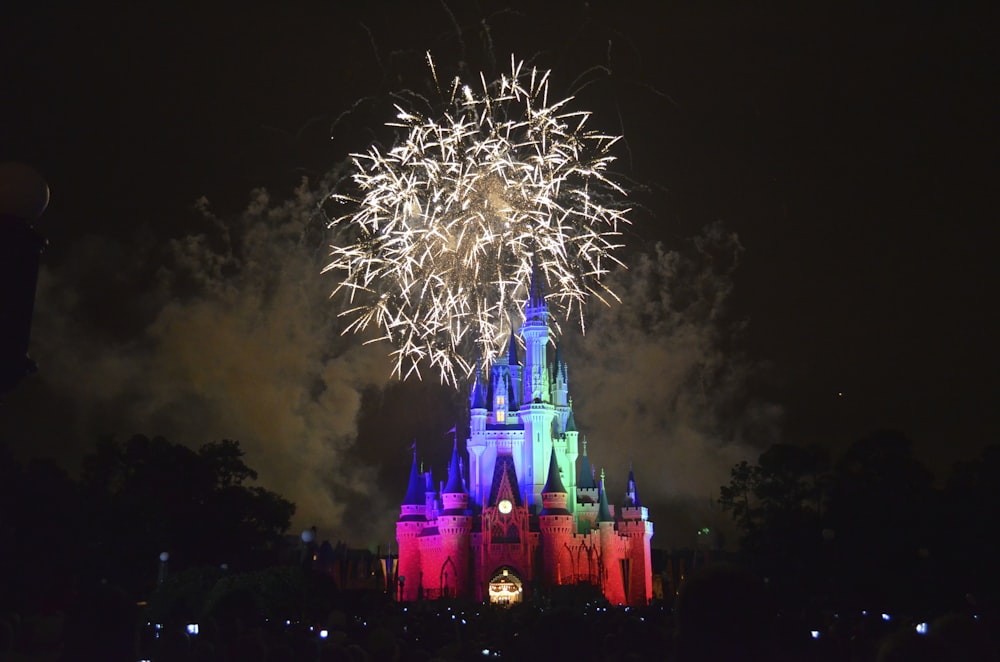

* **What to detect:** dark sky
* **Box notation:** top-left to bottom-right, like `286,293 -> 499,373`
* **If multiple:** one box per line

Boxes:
1,2 -> 996,547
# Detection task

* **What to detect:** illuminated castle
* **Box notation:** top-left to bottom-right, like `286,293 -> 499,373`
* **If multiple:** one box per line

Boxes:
396,272 -> 654,605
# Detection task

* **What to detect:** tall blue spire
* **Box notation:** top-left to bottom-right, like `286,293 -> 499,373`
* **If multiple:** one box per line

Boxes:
403,447 -> 424,505
625,464 -> 641,507
470,355 -> 486,409
443,438 -> 466,494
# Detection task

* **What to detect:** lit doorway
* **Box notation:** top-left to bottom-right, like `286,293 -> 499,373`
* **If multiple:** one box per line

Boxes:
488,567 -> 523,606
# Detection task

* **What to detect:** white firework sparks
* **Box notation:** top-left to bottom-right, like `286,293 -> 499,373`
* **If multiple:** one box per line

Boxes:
325,55 -> 630,384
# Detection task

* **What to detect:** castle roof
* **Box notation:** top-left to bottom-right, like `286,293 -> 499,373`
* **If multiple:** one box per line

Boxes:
553,342 -> 566,381
626,465 -> 641,507
487,455 -> 523,507
402,449 -> 424,505
565,409 -> 577,433
541,446 -> 566,494
597,470 -> 613,523
443,439 -> 466,494
507,326 -> 519,366
529,261 -> 546,310
524,259 -> 549,323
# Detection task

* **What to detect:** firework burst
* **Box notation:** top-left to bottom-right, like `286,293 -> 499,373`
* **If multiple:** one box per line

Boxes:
325,54 -> 630,384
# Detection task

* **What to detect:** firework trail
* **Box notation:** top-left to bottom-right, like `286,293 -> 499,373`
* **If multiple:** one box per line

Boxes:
325,54 -> 630,384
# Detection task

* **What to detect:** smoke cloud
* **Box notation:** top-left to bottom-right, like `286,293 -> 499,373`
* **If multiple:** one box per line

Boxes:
563,223 -> 782,542
3,176 -> 778,549
6,179 -> 405,542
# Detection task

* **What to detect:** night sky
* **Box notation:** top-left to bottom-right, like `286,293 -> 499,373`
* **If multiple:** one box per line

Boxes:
1,2 -> 996,547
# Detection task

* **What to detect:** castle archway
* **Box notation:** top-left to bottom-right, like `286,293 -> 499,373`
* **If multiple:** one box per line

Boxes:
487,567 -> 523,606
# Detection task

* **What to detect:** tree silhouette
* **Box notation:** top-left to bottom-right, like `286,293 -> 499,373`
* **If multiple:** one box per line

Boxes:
79,434 -> 294,597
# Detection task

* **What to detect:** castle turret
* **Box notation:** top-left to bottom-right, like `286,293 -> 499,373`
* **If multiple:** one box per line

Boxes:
397,449 -> 427,601
468,358 -> 488,508
539,447 -> 574,585
619,466 -> 654,606
563,404 -> 580,516
597,470 -> 627,604
552,342 -> 568,408
625,464 -> 640,507
470,357 -> 487,415
507,326 -> 521,409
438,440 -> 472,598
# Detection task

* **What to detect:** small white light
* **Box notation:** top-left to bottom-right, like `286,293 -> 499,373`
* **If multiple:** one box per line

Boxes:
915,622 -> 929,635
319,629 -> 329,639
186,623 -> 199,635
482,649 -> 491,656
810,630 -> 820,640
882,613 -> 891,622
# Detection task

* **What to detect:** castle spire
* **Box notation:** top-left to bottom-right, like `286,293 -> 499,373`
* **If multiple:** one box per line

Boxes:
524,257 -> 549,325
443,438 -> 466,494
553,341 -> 566,381
507,324 -> 519,366
578,437 -> 596,489
565,408 -> 577,433
597,469 -> 613,522
625,463 -> 641,507
529,259 -> 546,311
541,445 -> 566,494
403,446 -> 424,505
470,354 -> 486,410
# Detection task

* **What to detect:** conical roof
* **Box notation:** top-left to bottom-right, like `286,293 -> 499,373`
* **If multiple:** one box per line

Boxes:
626,465 -> 641,507
403,449 -> 424,505
597,469 -> 613,522
565,409 -> 578,433
507,326 -> 519,366
541,446 -> 566,494
443,439 -> 466,494
470,357 -> 486,409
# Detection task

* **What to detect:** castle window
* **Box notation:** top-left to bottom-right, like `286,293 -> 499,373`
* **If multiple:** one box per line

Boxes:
496,410 -> 506,423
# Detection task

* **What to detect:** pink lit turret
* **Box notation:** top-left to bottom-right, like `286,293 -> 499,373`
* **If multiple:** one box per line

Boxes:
539,446 -> 574,586
396,449 -> 427,601
619,465 -> 655,605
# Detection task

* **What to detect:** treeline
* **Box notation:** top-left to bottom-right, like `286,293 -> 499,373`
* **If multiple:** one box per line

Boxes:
0,435 -> 295,615
718,430 -> 1000,615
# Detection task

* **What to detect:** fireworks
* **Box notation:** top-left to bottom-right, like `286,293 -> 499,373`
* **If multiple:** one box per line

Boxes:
325,55 -> 629,384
